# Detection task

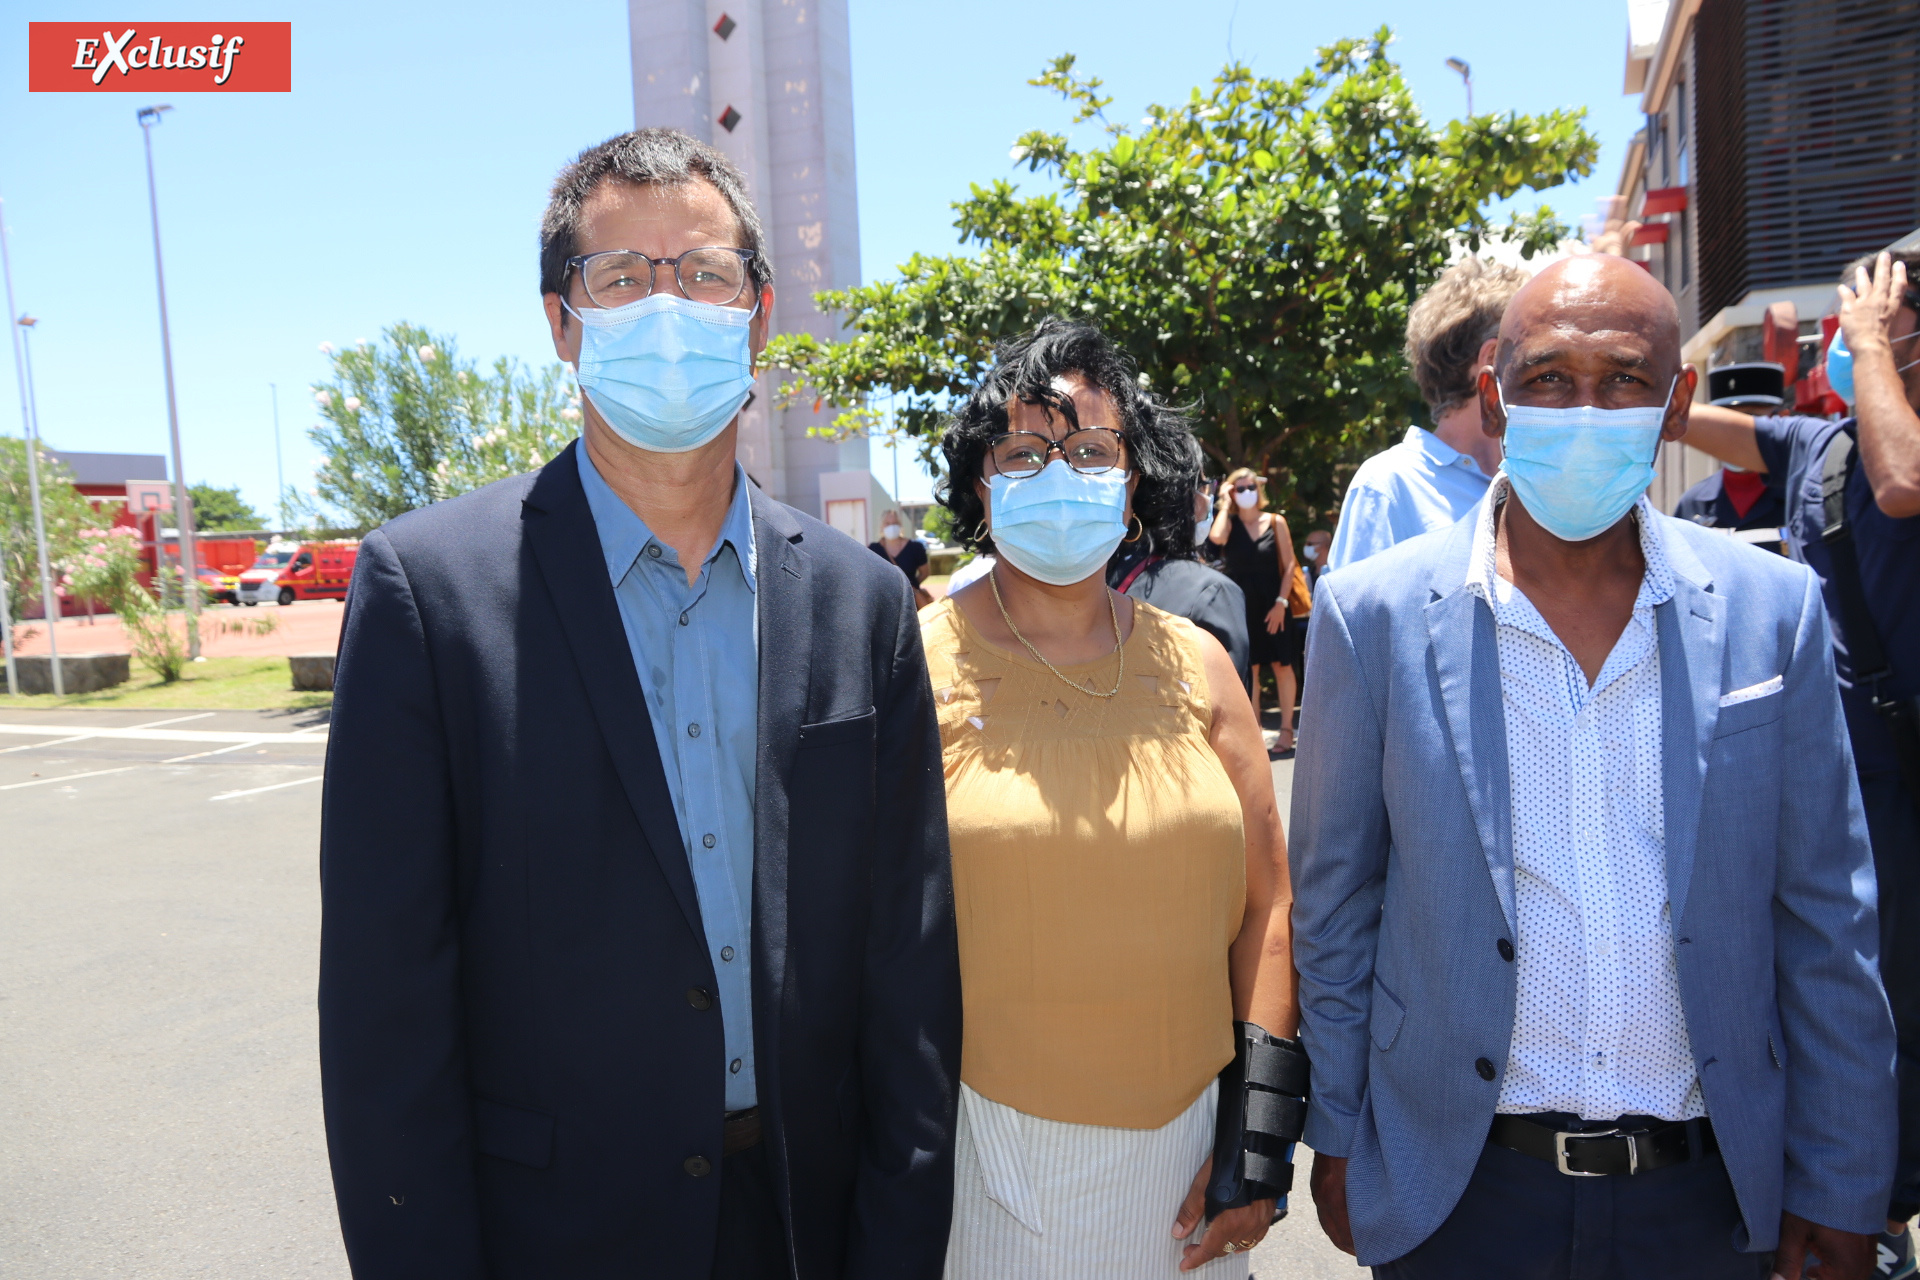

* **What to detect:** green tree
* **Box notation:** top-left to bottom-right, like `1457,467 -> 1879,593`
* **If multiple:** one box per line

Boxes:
766,32 -> 1599,523
304,323 -> 578,531
0,436 -> 95,624
187,483 -> 263,532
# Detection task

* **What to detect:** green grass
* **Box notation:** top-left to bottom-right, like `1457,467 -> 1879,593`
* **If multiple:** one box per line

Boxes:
0,655 -> 332,712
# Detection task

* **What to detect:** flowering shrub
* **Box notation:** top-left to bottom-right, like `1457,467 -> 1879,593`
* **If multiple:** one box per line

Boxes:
64,525 -> 195,683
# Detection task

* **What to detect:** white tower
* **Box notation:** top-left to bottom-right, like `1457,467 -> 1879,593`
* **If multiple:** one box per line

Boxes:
629,0 -> 885,534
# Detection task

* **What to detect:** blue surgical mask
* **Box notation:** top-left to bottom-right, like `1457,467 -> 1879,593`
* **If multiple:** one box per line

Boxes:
987,459 -> 1130,586
1827,328 -> 1920,405
1498,377 -> 1675,542
569,293 -> 756,453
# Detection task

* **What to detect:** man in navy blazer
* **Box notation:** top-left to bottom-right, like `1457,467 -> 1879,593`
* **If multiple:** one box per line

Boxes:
1292,255 -> 1896,1278
318,129 -> 961,1279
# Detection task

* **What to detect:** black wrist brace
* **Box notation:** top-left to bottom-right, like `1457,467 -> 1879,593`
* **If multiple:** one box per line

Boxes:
1205,1021 -> 1309,1221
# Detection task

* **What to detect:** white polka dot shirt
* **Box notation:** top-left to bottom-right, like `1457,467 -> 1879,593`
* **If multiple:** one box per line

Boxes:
1466,478 -> 1706,1122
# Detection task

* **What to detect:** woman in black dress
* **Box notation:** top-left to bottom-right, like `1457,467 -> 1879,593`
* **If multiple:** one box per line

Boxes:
1207,468 -> 1299,751
869,508 -> 932,607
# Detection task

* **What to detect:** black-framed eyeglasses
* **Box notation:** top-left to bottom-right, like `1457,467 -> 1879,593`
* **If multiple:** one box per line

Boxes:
565,247 -> 758,309
986,428 -> 1127,479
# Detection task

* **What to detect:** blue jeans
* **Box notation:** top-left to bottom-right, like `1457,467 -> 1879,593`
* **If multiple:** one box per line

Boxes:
1374,1131 -> 1770,1280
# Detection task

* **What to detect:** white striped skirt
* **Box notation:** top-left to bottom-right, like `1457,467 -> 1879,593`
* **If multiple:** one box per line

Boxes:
944,1080 -> 1252,1279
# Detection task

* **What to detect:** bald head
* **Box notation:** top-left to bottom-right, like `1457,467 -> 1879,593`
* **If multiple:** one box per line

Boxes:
1479,254 -> 1694,439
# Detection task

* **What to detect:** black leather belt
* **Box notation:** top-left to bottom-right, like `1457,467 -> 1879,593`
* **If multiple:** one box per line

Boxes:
1489,1113 -> 1717,1176
723,1107 -> 762,1156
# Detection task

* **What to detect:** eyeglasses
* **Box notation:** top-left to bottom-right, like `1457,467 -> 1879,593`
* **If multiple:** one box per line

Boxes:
566,247 -> 758,309
986,428 -> 1127,478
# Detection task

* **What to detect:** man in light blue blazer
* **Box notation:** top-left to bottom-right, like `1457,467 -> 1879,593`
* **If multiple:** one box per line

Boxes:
1291,255 -> 1896,1279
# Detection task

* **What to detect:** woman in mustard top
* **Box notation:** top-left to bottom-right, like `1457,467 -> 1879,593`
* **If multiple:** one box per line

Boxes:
923,321 -> 1302,1278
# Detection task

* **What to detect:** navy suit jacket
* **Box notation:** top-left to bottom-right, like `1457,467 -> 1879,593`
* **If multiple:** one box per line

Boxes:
318,442 -> 961,1279
1291,507 -> 1896,1265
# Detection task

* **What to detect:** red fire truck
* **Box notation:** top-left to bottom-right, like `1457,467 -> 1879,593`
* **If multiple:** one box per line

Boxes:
272,540 -> 360,606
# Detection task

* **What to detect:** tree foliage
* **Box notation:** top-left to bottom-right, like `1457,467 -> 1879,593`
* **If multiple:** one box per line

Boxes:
305,323 -> 579,532
0,436 -> 95,624
765,31 -> 1599,523
187,483 -> 263,532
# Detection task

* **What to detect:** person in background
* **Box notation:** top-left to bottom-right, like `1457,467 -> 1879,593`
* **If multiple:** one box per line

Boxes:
1294,252 -> 1894,1280
1291,527 -> 1333,707
925,319 -> 1302,1277
1107,482 -> 1251,691
1300,528 -> 1332,593
870,508 -> 933,607
318,128 -> 961,1280
1671,364 -> 1788,556
1683,249 -> 1920,1277
1210,468 -> 1299,752
1325,257 -> 1527,570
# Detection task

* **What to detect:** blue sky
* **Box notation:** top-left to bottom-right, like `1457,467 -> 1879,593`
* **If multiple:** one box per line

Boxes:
0,0 -> 1644,514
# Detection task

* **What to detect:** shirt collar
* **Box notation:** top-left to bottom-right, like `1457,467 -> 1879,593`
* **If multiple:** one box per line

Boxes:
1465,473 -> 1675,614
576,443 -> 758,593
1406,425 -> 1489,477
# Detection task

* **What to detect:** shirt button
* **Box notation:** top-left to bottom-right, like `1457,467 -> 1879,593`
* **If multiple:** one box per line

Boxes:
730,1058 -> 743,1074
647,545 -> 663,559
1475,1058 -> 1496,1081
679,612 -> 689,626
684,1155 -> 712,1177
688,723 -> 701,738
721,946 -> 735,962
1497,938 -> 1515,962
703,833 -> 716,849
686,987 -> 713,1011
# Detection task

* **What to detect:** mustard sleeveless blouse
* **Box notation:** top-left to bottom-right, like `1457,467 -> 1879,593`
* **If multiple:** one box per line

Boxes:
920,595 -> 1246,1129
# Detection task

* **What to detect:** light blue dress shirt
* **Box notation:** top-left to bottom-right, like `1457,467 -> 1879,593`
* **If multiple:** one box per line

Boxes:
1325,425 -> 1492,571
577,446 -> 760,1111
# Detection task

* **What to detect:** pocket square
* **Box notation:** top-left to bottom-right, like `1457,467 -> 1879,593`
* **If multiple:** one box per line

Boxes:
1720,675 -> 1783,707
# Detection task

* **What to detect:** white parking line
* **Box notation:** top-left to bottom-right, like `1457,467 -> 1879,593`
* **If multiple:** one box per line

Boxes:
163,741 -> 259,764
210,774 -> 324,801
0,766 -> 140,791
128,712 -> 219,729
0,722 -> 327,745
0,710 -> 219,756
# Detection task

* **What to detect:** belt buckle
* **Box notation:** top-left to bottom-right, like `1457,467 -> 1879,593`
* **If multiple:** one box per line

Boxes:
1554,1127 -> 1633,1176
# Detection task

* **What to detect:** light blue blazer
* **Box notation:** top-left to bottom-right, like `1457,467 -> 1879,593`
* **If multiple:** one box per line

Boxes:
1290,508 -> 1895,1266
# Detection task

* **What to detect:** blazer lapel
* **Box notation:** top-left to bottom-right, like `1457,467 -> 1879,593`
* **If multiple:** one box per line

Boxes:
1424,520 -> 1517,936
1657,549 -> 1724,931
521,443 -> 704,942
750,487 -> 811,1021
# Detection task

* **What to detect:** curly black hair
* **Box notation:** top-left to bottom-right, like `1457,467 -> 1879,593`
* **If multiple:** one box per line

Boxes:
937,318 -> 1203,561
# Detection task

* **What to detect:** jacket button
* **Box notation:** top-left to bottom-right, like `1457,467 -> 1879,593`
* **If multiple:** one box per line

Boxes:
684,1155 -> 712,1177
686,987 -> 713,1011
1475,1057 -> 1496,1081
1497,938 -> 1515,962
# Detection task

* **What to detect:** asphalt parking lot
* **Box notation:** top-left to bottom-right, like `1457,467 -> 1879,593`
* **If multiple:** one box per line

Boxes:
0,709 -> 1354,1279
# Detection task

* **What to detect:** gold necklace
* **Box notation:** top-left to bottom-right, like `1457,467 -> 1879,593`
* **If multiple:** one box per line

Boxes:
989,566 -> 1126,698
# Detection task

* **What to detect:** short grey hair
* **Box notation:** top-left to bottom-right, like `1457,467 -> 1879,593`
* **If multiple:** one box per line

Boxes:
539,128 -> 773,314
1404,256 -> 1531,417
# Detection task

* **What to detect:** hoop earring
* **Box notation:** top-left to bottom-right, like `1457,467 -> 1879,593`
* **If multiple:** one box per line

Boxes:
1123,514 -> 1144,543
974,518 -> 993,544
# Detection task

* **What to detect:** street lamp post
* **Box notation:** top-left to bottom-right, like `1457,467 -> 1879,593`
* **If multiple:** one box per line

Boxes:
138,103 -> 201,659
16,318 -> 65,696
1445,57 -> 1474,118
0,196 -> 61,696
270,382 -> 285,530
